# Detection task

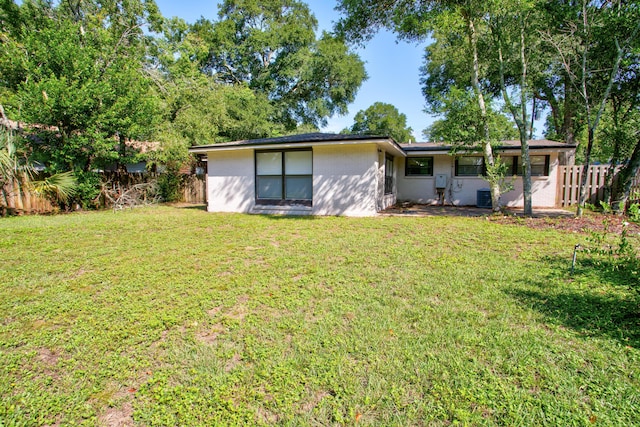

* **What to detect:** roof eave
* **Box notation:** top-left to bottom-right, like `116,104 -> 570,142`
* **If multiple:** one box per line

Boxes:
403,145 -> 576,155
189,137 -> 407,157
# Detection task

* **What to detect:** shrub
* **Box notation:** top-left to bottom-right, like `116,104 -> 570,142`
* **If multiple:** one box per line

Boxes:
157,172 -> 182,202
582,220 -> 639,290
628,203 -> 640,223
71,171 -> 102,209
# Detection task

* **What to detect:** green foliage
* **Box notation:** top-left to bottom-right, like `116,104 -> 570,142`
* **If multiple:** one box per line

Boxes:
343,102 -> 414,142
628,203 -> 640,223
486,155 -> 515,195
591,102 -> 640,164
581,221 -> 639,288
0,0 -> 162,172
161,78 -> 282,146
194,0 -> 367,129
71,171 -> 102,209
31,171 -> 77,205
1,208 -> 639,424
423,87 -> 518,143
1,128 -> 76,209
156,172 -> 182,202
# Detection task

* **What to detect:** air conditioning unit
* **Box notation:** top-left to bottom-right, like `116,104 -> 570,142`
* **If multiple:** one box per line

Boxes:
476,189 -> 492,208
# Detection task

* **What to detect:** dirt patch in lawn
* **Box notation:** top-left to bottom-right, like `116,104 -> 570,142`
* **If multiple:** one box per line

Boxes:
487,212 -> 640,235
384,204 -> 639,235
98,403 -> 133,427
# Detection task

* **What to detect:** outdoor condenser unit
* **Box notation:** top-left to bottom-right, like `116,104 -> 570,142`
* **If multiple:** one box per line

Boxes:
477,188 -> 492,208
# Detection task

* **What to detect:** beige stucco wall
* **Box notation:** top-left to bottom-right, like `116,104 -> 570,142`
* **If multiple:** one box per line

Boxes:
312,144 -> 381,216
205,143 -> 395,216
397,151 -> 561,208
206,149 -> 255,213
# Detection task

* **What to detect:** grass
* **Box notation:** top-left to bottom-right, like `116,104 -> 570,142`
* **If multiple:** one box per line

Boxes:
0,206 -> 639,426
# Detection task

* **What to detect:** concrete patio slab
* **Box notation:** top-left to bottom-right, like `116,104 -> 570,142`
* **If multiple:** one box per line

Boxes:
381,204 -> 575,218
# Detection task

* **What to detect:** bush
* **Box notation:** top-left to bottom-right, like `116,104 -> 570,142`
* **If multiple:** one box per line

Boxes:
70,171 -> 102,209
157,172 -> 182,202
628,203 -> 640,223
582,220 -> 639,290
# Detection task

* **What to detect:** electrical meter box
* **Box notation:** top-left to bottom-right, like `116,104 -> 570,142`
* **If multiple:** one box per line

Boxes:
435,174 -> 448,189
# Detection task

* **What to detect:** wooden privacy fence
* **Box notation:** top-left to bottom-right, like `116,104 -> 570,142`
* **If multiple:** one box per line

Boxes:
557,165 -> 640,207
97,172 -> 208,207
180,174 -> 207,204
1,172 -> 206,215
0,176 -> 55,214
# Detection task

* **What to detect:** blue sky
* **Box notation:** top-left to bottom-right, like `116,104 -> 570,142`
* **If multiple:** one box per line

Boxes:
153,0 -> 433,140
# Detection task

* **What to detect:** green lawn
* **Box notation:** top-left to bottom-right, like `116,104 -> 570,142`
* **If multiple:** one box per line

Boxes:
1,206 -> 638,426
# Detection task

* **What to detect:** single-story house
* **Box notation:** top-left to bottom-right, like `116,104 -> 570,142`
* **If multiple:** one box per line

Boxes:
188,133 -> 576,216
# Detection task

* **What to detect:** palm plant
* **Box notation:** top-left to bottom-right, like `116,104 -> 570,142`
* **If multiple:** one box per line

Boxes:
1,128 -> 76,214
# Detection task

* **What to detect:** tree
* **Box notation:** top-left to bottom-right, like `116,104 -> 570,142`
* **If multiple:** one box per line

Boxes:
541,0 -> 640,216
163,78 -> 284,144
193,0 -> 367,130
607,76 -> 640,212
342,102 -> 414,142
487,0 -> 540,215
337,0 -> 505,212
0,0 -> 162,172
148,17 -> 286,146
423,87 -> 518,143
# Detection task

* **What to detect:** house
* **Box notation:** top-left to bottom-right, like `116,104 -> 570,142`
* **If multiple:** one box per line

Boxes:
188,133 -> 576,216
399,140 -> 576,208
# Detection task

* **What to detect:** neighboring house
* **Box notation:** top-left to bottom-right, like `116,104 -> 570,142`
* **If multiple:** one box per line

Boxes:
189,133 -> 576,216
3,118 -> 161,173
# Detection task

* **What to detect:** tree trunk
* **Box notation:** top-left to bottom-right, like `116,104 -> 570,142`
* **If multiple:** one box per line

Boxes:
576,127 -> 594,217
562,73 -> 575,145
518,23 -> 532,216
0,104 -> 9,129
467,16 -> 500,212
611,137 -> 640,213
603,101 -> 623,205
117,133 -> 127,172
495,20 -> 532,215
520,130 -> 532,216
0,184 -> 9,212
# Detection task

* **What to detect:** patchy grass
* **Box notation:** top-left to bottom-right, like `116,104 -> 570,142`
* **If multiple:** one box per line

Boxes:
1,206 -> 638,426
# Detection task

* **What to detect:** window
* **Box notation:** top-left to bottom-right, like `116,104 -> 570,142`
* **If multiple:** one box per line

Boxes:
502,155 -> 550,176
405,157 -> 434,176
384,155 -> 394,194
474,155 -> 550,177
527,155 -> 550,176
455,156 -> 484,176
255,149 -> 312,205
502,156 -> 515,175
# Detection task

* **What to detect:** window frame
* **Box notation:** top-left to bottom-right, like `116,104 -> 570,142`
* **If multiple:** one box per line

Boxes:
405,156 -> 434,176
455,154 -> 550,177
503,154 -> 550,177
525,155 -> 550,177
255,148 -> 313,206
455,156 -> 485,177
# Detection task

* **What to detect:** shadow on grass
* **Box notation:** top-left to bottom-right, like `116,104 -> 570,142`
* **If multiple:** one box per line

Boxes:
506,256 -> 640,349
173,203 -> 207,211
